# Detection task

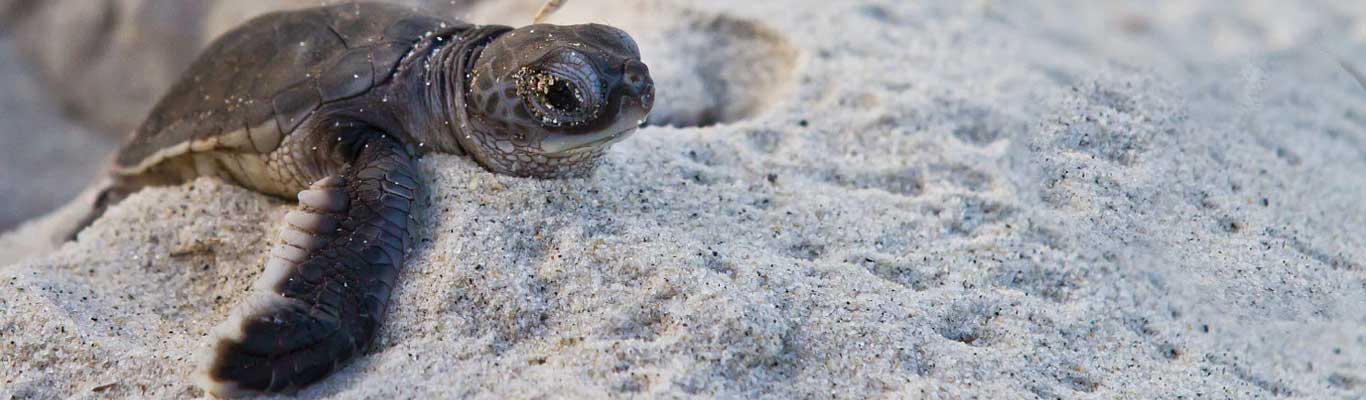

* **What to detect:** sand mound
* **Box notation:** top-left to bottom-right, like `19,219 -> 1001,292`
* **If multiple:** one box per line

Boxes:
3,0 -> 1365,398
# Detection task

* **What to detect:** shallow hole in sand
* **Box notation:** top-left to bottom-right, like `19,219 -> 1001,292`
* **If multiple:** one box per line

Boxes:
470,0 -> 799,128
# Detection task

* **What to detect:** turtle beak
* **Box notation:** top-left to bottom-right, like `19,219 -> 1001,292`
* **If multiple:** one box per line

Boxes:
540,122 -> 638,154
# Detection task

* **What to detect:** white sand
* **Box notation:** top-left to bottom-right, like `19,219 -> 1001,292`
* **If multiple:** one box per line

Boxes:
3,0 -> 1366,398
0,38 -> 113,230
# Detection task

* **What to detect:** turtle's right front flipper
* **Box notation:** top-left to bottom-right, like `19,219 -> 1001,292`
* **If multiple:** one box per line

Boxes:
195,136 -> 419,397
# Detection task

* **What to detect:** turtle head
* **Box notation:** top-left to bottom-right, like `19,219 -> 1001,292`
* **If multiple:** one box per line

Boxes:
462,23 -> 653,177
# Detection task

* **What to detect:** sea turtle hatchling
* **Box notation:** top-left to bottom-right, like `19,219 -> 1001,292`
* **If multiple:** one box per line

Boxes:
83,2 -> 653,396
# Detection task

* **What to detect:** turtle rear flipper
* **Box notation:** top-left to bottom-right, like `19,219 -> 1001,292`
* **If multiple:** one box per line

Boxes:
65,178 -> 141,242
196,136 -> 418,396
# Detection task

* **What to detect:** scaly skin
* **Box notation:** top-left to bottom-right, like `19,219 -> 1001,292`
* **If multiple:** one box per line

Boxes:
84,4 -> 654,397
199,134 -> 417,394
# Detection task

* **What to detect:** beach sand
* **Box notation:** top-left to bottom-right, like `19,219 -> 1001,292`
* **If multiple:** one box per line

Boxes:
2,0 -> 1365,398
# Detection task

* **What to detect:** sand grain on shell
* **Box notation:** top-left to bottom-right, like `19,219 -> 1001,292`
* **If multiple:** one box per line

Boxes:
3,0 -> 1366,398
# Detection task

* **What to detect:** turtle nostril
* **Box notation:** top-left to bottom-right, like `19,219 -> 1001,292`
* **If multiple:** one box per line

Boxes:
622,60 -> 651,94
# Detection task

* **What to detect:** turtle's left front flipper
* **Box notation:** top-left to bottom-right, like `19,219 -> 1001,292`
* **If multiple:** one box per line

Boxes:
196,136 -> 419,397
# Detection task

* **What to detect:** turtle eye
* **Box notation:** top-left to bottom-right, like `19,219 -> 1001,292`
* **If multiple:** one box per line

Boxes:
544,79 -> 582,113
515,51 -> 603,128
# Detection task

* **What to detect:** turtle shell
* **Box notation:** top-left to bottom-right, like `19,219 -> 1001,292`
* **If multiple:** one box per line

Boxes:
114,2 -> 469,170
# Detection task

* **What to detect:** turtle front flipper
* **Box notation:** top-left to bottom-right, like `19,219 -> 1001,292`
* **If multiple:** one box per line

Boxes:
195,136 -> 418,397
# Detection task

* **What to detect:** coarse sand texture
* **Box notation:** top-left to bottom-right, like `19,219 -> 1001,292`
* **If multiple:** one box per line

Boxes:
2,0 -> 1365,398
